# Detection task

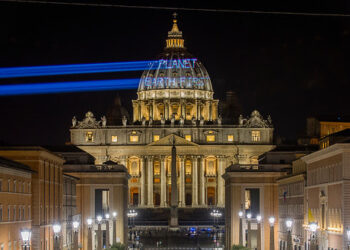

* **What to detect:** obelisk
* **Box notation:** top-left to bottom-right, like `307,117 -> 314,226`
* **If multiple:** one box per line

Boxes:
169,136 -> 179,229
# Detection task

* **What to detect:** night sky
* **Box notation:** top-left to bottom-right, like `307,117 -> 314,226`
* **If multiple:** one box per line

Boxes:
0,1 -> 349,145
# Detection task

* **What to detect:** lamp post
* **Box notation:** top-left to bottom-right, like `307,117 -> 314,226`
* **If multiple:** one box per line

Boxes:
87,218 -> 93,250
257,215 -> 262,250
105,213 -> 110,248
269,217 -> 275,250
247,213 -> 252,249
52,224 -> 61,250
20,229 -> 31,250
97,215 -> 103,250
112,212 -> 117,245
238,211 -> 244,246
309,223 -> 318,250
347,227 -> 350,250
286,219 -> 293,250
72,221 -> 79,250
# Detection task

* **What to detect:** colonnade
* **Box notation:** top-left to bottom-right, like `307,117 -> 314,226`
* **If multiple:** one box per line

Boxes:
133,99 -> 218,121
125,155 -> 226,208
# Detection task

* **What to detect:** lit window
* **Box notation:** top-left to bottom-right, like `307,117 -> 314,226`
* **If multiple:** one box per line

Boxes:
130,135 -> 139,142
245,190 -> 251,209
153,161 -> 160,175
251,131 -> 261,142
130,161 -> 139,176
153,135 -> 160,142
227,135 -> 234,142
111,136 -> 118,142
185,160 -> 192,175
206,135 -> 215,142
85,131 -> 94,142
185,135 -> 192,141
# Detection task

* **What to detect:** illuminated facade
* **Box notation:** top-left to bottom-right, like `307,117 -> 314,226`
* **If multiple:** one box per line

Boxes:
70,16 -> 274,212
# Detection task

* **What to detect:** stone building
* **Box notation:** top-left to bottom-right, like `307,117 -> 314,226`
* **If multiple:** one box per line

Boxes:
70,15 -> 274,213
0,156 -> 33,250
0,147 -> 64,250
277,158 -> 308,250
302,143 -> 350,250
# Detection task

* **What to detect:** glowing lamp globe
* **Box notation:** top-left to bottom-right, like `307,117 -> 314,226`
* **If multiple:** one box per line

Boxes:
286,219 -> 293,229
105,213 -> 110,219
113,212 -> 117,218
309,223 -> 318,232
97,215 -> 102,223
21,229 -> 31,241
52,224 -> 61,234
256,215 -> 262,222
87,218 -> 92,226
247,213 -> 252,219
72,221 -> 79,230
238,211 -> 243,218
268,217 -> 275,226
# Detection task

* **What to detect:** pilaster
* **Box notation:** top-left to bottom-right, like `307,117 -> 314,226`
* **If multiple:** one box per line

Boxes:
179,155 -> 185,207
147,156 -> 154,207
217,155 -> 226,207
140,156 -> 146,206
192,155 -> 199,206
199,156 -> 206,206
160,156 -> 167,207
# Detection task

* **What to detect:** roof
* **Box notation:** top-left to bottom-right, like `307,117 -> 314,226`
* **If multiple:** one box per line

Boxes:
44,145 -> 86,153
0,156 -> 34,173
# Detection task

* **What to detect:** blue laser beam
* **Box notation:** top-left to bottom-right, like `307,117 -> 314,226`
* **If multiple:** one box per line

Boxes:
0,79 -> 139,96
0,59 -> 198,78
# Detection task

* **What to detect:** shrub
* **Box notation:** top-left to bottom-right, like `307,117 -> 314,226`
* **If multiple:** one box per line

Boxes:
231,245 -> 250,250
107,243 -> 126,250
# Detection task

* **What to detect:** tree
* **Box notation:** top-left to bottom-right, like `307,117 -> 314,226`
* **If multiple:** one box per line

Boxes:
107,243 -> 127,250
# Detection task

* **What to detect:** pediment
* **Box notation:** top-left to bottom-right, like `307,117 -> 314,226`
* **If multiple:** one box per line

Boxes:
147,134 -> 198,146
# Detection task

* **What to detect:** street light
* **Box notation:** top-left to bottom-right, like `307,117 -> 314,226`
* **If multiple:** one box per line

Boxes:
21,229 -> 31,250
97,216 -> 103,250
87,218 -> 93,250
72,221 -> 79,250
210,209 -> 223,248
238,211 -> 244,246
309,223 -> 318,250
247,213 -> 252,249
256,215 -> 262,250
347,228 -> 350,250
52,224 -> 61,250
112,212 -> 118,245
127,210 -> 138,247
286,219 -> 293,250
269,217 -> 275,250
105,214 -> 110,248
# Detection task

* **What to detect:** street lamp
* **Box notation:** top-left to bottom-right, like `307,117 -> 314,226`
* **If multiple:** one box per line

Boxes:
112,212 -> 118,245
127,210 -> 138,247
52,224 -> 61,250
346,227 -> 350,250
246,213 -> 252,249
286,219 -> 293,250
105,213 -> 110,248
21,229 -> 31,250
309,223 -> 318,250
87,218 -> 93,250
269,217 -> 275,250
97,216 -> 103,250
72,221 -> 79,250
256,215 -> 262,250
238,211 -> 244,246
210,209 -> 222,248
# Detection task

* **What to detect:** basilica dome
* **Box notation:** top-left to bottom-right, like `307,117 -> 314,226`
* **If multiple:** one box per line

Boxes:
137,17 -> 213,92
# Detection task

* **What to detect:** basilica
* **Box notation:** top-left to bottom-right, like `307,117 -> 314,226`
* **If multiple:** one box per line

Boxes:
70,16 -> 274,211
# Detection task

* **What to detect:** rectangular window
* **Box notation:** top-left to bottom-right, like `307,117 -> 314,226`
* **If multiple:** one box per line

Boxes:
251,131 -> 261,142
153,135 -> 160,142
8,206 -> 10,221
8,180 -> 10,192
206,135 -> 215,142
13,207 -> 16,221
28,206 -> 31,219
185,135 -> 192,142
85,131 -> 94,142
13,181 -> 16,193
22,207 -> 25,220
130,135 -> 139,142
0,206 -> 2,221
95,189 -> 109,217
227,135 -> 234,142
245,188 -> 260,216
111,136 -> 118,142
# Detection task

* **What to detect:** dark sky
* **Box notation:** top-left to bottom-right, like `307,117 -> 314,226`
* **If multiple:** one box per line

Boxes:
0,1 -> 349,145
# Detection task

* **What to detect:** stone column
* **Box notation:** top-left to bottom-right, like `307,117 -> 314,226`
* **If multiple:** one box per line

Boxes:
209,101 -> 213,121
191,156 -> 198,206
87,227 -> 92,250
217,156 -> 225,207
152,99 -> 156,120
140,157 -> 146,206
149,102 -> 153,119
138,102 -> 141,121
181,100 -> 186,118
179,156 -> 185,207
160,156 -> 167,207
165,101 -> 169,120
106,219 -> 110,248
147,156 -> 154,207
197,101 -> 201,120
97,223 -> 102,250
199,156 -> 206,206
